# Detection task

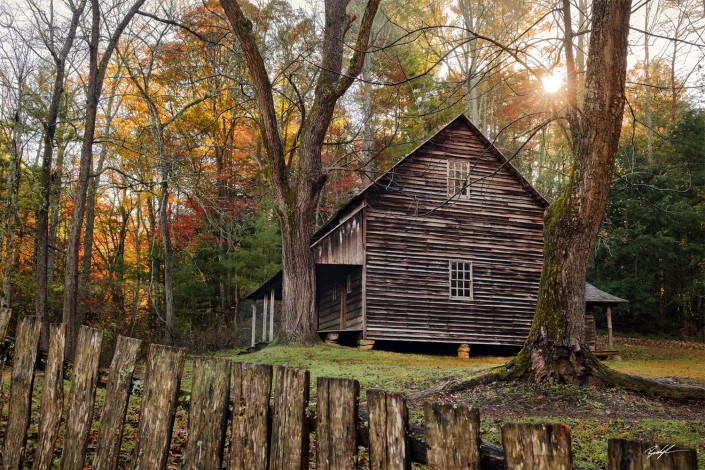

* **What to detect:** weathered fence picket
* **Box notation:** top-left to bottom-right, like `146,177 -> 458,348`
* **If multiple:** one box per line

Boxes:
34,323 -> 66,470
228,362 -> 273,470
133,344 -> 185,470
61,326 -> 104,470
0,318 -> 699,470
2,315 -> 42,469
182,357 -> 231,470
316,377 -> 360,470
424,402 -> 482,469
502,422 -> 573,470
367,389 -> 411,470
269,366 -> 310,470
92,335 -> 142,470
607,438 -> 698,470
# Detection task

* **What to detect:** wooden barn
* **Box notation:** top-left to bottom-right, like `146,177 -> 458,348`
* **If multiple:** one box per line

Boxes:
247,114 -> 621,350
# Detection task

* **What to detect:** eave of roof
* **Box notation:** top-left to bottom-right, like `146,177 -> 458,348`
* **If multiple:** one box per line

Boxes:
585,282 -> 628,304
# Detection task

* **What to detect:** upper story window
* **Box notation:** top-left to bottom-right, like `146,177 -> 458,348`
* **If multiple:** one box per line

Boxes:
450,260 -> 473,300
447,160 -> 470,197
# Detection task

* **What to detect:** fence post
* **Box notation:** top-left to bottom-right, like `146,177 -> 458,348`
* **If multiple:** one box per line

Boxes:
228,362 -> 273,470
316,377 -> 360,470
502,422 -> 572,470
269,366 -> 310,470
367,390 -> 411,470
133,344 -> 186,470
34,323 -> 67,470
61,326 -> 104,470
92,335 -> 142,470
2,315 -> 42,469
182,357 -> 231,470
424,402 -> 481,469
607,438 -> 697,470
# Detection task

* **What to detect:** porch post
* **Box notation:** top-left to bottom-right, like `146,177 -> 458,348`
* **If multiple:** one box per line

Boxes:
607,305 -> 614,350
262,294 -> 268,343
251,301 -> 256,347
269,287 -> 275,342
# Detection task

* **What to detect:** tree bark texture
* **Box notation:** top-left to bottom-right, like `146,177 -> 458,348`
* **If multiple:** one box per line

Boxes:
519,0 -> 633,383
219,0 -> 381,344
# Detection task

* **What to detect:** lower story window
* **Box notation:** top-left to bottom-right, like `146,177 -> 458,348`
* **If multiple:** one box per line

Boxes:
450,260 -> 473,299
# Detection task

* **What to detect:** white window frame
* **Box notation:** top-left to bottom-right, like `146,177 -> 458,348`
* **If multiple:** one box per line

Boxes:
449,260 -> 473,300
333,282 -> 338,300
346,274 -> 353,294
447,160 -> 471,198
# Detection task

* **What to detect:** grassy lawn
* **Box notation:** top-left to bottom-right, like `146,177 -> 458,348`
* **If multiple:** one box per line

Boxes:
214,335 -> 705,469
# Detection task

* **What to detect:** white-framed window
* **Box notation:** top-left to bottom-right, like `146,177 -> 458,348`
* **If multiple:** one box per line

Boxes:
346,274 -> 353,294
449,260 -> 473,299
333,283 -> 338,300
447,160 -> 470,197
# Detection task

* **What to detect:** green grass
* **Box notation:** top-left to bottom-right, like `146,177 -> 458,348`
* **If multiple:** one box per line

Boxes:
216,343 -> 508,393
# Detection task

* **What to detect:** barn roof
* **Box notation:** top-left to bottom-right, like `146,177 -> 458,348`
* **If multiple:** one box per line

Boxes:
312,113 -> 548,243
585,283 -> 628,304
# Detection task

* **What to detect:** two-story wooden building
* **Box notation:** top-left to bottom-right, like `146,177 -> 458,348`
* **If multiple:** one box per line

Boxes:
248,114 -> 553,348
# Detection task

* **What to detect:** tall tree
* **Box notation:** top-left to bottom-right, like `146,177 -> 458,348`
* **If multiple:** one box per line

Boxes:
62,0 -> 146,357
219,0 -> 381,344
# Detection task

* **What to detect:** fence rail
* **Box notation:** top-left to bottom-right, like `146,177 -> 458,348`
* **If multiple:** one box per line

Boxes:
0,310 -> 699,469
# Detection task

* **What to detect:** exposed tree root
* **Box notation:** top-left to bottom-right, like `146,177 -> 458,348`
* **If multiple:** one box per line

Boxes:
412,344 -> 705,401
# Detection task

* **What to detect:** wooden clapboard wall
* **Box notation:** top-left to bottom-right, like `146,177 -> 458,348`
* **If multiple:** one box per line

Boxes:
363,115 -> 546,345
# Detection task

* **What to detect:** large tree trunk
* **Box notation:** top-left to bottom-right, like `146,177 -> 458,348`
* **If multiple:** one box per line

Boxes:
278,200 -> 319,344
220,0 -> 380,345
516,0 -> 632,383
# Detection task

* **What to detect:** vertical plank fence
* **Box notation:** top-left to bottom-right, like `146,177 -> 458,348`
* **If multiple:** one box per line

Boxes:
0,315 -> 699,470
2,316 -> 41,469
92,335 -> 142,470
133,344 -> 185,470
228,362 -> 272,470
61,326 -> 104,470
182,357 -> 231,470
367,389 -> 411,470
34,323 -> 66,470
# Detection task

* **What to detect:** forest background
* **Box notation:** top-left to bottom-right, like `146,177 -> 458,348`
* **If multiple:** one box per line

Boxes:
0,0 -> 703,353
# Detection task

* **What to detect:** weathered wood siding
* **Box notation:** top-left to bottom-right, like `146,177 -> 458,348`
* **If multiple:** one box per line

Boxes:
318,268 -> 363,332
364,118 -> 545,345
313,209 -> 363,265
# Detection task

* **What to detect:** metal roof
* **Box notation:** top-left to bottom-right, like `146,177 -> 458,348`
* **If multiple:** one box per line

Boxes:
585,283 -> 628,304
